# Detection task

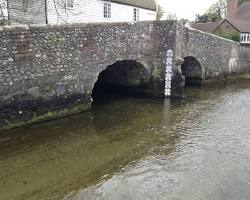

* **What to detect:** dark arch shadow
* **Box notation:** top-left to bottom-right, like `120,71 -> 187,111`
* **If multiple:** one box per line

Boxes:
92,60 -> 152,105
181,56 -> 203,86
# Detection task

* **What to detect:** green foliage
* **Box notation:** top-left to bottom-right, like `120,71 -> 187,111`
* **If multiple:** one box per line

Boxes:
178,18 -> 189,25
0,103 -> 91,131
206,9 -> 222,22
165,13 -> 177,20
216,31 -> 240,42
195,14 -> 209,23
206,0 -> 227,21
0,19 -> 8,26
156,5 -> 164,21
196,0 -> 226,22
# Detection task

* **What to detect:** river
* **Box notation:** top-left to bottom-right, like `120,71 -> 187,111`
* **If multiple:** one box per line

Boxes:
1,80 -> 250,200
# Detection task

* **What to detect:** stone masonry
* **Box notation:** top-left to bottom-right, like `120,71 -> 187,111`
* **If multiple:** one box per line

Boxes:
0,21 -> 250,131
0,21 -> 177,131
176,26 -> 250,83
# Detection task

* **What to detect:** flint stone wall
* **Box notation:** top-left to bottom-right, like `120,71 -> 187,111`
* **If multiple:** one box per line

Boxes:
0,21 -> 176,130
1,21 -> 250,131
176,27 -> 250,82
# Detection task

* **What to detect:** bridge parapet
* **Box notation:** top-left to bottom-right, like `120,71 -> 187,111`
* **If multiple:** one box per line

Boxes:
176,26 -> 250,85
1,21 -> 249,130
0,21 -> 180,130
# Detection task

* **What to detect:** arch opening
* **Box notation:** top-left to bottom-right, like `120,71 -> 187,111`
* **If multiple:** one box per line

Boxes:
181,56 -> 203,86
92,60 -> 152,103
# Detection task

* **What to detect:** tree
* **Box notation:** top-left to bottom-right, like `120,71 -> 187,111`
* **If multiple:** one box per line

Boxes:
165,13 -> 177,21
156,5 -> 164,21
195,0 -> 227,23
178,18 -> 189,26
195,14 -> 209,23
205,0 -> 227,22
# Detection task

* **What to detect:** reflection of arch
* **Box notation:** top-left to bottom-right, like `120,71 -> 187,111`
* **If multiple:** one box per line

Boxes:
92,60 -> 151,102
181,56 -> 203,86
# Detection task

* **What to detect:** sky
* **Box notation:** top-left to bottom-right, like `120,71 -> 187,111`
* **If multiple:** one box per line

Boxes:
158,0 -> 218,21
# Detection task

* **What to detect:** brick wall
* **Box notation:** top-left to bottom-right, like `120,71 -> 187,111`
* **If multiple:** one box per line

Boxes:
227,0 -> 238,17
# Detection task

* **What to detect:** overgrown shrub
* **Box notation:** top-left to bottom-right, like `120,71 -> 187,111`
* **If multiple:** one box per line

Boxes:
0,18 -> 8,26
215,31 -> 240,42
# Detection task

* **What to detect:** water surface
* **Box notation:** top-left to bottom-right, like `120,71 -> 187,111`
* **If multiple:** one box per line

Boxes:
1,81 -> 250,200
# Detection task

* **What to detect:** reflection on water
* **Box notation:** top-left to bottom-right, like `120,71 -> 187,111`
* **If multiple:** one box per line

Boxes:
1,81 -> 250,200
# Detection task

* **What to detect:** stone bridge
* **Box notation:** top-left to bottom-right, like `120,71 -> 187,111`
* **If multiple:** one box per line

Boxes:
0,21 -> 250,130
176,27 -> 250,85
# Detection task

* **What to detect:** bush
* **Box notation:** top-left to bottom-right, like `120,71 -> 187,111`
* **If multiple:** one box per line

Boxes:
215,31 -> 240,42
0,18 -> 8,26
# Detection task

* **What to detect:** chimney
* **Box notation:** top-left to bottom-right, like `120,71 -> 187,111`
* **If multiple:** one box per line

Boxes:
227,0 -> 238,17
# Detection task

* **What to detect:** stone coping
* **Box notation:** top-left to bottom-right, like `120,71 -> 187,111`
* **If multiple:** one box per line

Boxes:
0,20 -> 175,32
188,27 -> 240,45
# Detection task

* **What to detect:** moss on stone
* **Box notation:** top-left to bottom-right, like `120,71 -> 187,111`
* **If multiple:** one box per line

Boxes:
239,74 -> 250,79
0,103 -> 91,132
199,73 -> 250,87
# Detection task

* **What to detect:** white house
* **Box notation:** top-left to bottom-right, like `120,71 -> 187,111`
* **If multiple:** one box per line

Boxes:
7,0 -> 157,25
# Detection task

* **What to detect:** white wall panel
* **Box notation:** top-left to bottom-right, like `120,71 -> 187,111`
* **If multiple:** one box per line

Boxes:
47,0 -> 156,24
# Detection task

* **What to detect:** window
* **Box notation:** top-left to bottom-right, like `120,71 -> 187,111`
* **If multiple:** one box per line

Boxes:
104,2 -> 111,18
23,0 -> 29,12
240,33 -> 250,44
64,0 -> 74,8
133,8 -> 139,22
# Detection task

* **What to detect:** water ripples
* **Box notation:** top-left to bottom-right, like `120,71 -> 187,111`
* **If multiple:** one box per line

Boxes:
1,82 -> 250,200
65,84 -> 250,200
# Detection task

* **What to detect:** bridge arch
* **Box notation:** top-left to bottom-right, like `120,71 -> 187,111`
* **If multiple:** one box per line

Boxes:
181,56 -> 204,86
92,60 -> 153,102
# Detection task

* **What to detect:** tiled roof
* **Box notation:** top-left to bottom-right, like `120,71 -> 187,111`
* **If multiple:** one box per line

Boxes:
111,0 -> 157,11
227,17 -> 250,32
192,21 -> 221,33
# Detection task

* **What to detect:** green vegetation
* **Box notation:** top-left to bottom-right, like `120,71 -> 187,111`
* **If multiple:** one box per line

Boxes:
0,19 -> 8,26
0,103 -> 91,132
156,4 -> 180,21
156,5 -> 164,21
196,0 -> 226,22
215,31 -> 240,42
196,0 -> 250,23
